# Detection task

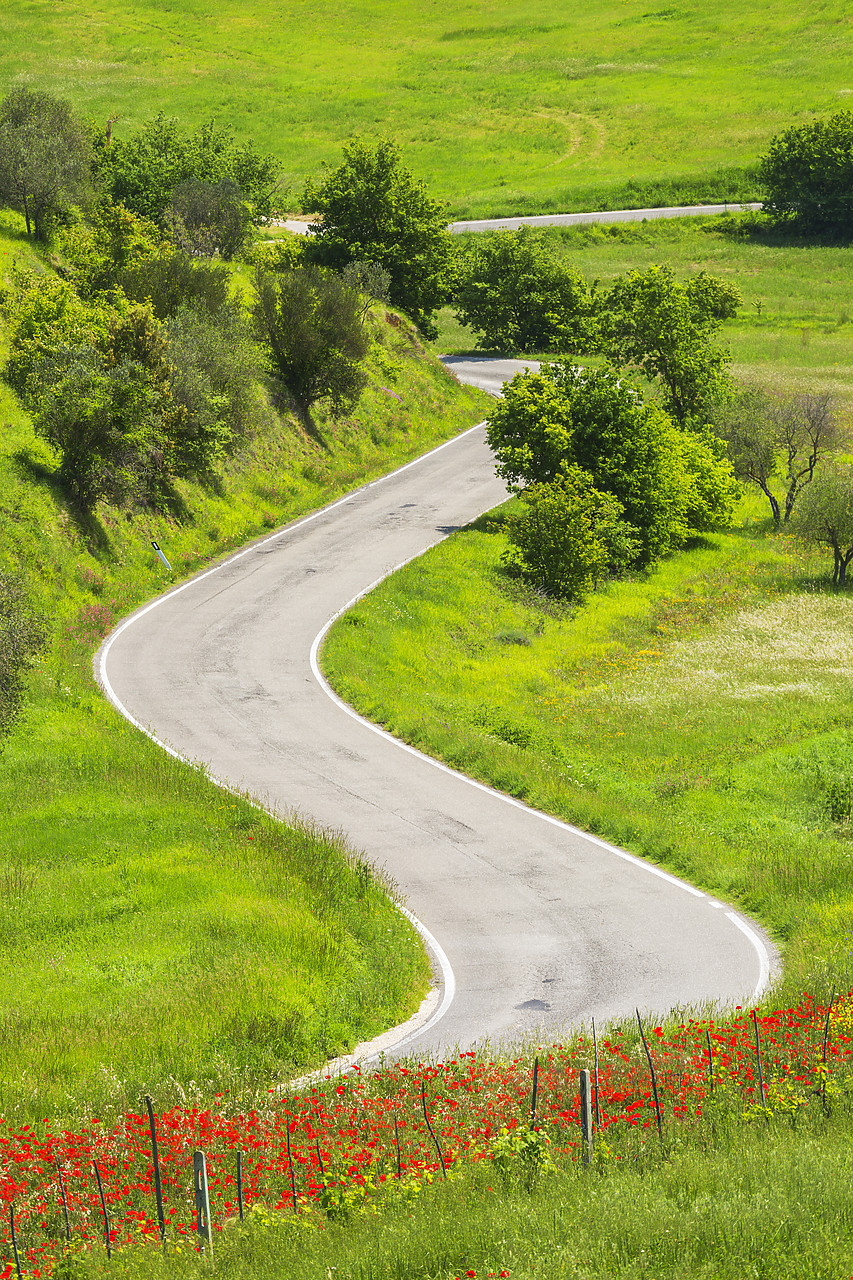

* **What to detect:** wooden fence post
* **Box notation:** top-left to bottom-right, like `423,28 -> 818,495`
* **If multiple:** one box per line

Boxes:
579,1069 -> 594,1167
193,1152 -> 213,1258
144,1095 -> 166,1244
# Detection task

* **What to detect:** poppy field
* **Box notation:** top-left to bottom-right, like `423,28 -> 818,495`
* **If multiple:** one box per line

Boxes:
2,992 -> 849,1277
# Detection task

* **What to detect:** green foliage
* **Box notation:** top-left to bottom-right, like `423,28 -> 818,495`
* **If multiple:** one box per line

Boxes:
58,200 -> 164,297
163,303 -> 264,468
453,228 -> 598,354
503,466 -> 638,602
486,363 -> 733,565
252,264 -> 369,418
164,177 -> 253,260
97,113 -> 282,227
791,464 -> 853,586
0,570 -> 46,750
303,138 -> 451,338
3,268 -> 113,397
489,1122 -> 553,1191
760,110 -> 853,237
0,86 -> 92,240
117,248 -> 232,321
601,264 -> 741,423
29,345 -> 161,510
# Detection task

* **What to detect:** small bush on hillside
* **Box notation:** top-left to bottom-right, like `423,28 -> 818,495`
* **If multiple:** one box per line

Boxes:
163,178 -> 253,260
760,110 -> 853,238
0,571 -> 47,750
118,249 -> 231,320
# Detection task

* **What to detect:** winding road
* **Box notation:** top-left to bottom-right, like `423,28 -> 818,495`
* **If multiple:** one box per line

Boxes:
98,357 -> 776,1062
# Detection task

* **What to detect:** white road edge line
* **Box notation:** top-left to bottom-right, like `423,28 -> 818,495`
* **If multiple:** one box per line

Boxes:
95,423 -> 489,1057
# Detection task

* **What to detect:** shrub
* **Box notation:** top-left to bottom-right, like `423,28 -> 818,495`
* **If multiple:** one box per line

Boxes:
760,110 -> 853,237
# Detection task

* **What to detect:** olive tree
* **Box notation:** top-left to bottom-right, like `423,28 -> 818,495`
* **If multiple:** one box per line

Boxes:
252,265 -> 369,419
792,466 -> 853,585
0,86 -> 92,239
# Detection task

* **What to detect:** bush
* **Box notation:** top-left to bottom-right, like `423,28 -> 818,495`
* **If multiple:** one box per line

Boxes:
759,110 -> 853,237
0,571 -> 47,751
117,249 -> 231,320
58,200 -> 163,297
503,466 -> 639,602
252,265 -> 369,419
0,86 -> 92,240
164,178 -> 253,260
453,228 -> 598,354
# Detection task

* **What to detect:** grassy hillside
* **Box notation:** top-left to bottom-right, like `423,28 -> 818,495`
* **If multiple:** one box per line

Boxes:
2,1 -> 852,216
0,210 -> 492,1125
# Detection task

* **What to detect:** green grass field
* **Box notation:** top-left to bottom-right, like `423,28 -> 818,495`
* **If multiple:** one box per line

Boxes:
0,210 -> 492,1125
2,2 -> 852,217
437,215 -> 853,409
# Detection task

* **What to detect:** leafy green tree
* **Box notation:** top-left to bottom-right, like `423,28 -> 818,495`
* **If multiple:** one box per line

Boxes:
97,114 -> 282,227
302,139 -> 451,339
252,265 -> 369,419
709,384 -> 840,526
3,270 -> 112,397
0,86 -> 92,239
759,111 -> 853,237
792,465 -> 853,585
601,265 -> 740,423
164,178 -> 253,260
453,228 -> 598,354
29,346 -> 160,510
503,466 -> 639,601
486,363 -> 734,564
0,570 -> 47,751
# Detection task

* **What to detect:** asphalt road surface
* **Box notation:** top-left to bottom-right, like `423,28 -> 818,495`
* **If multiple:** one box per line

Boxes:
280,203 -> 762,236
98,359 -> 776,1061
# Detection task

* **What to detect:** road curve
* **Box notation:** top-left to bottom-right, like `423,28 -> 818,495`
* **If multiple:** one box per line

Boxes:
98,361 -> 777,1058
280,202 -> 761,237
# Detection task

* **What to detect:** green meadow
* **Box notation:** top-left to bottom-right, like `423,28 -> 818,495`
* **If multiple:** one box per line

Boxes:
2,1 -> 852,216
439,214 -> 853,408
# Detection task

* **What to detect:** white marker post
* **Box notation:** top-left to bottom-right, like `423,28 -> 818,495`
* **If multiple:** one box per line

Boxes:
151,541 -> 172,571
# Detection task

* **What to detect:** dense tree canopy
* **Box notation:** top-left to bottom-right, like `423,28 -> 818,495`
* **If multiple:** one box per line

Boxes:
453,228 -> 598,354
302,139 -> 452,339
760,111 -> 853,237
0,86 -> 92,239
601,265 -> 740,423
486,363 -> 736,564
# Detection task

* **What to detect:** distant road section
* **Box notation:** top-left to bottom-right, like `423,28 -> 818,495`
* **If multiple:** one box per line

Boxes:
280,202 -> 761,237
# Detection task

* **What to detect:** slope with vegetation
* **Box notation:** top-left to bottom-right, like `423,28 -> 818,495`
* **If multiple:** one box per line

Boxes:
0,107 -> 491,1125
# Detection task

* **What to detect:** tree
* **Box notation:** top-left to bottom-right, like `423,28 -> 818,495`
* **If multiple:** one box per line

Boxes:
486,363 -> 735,564
252,265 -> 369,419
29,346 -> 160,510
302,139 -> 452,339
453,228 -> 598,354
792,465 -> 853,585
601,265 -> 740,423
163,178 -> 253,260
59,199 -> 164,297
97,114 -> 282,228
0,571 -> 47,751
759,111 -> 853,237
0,87 -> 91,240
709,384 -> 840,526
117,249 -> 232,320
503,466 -> 639,602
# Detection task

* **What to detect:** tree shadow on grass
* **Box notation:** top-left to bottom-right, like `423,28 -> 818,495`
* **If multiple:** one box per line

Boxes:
13,446 -> 113,553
